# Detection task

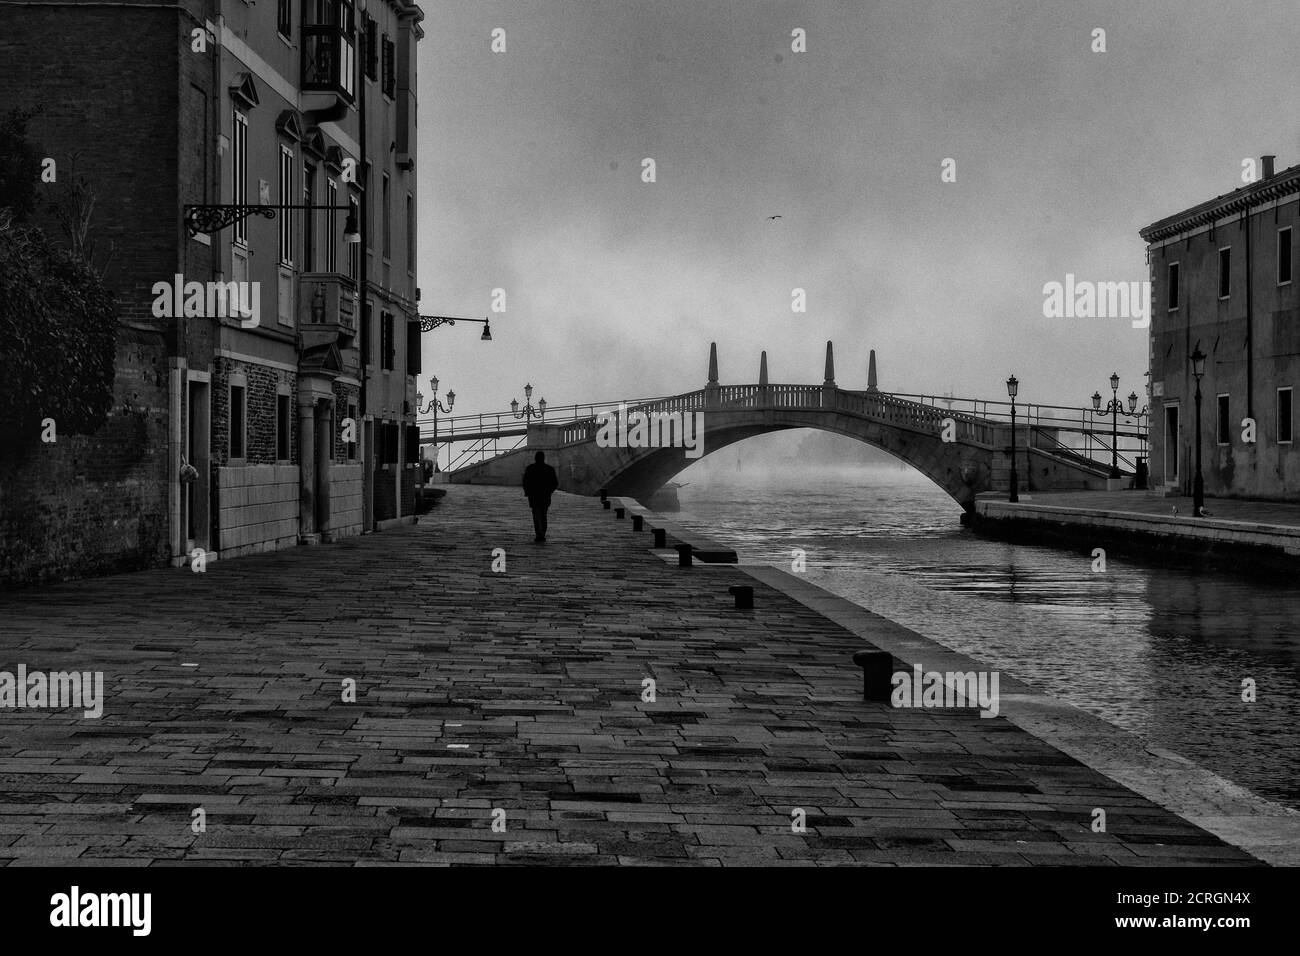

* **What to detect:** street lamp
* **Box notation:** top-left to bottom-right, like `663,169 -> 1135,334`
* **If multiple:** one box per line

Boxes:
1090,372 -> 1127,479
1006,374 -> 1019,503
416,376 -> 455,473
183,203 -> 359,240
511,383 -> 546,423
419,314 -> 493,341
1191,347 -> 1206,515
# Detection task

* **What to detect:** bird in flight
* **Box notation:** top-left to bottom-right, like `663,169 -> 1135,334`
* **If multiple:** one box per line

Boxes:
767,215 -> 781,220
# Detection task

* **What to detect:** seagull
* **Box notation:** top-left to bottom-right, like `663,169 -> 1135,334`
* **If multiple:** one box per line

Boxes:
767,215 -> 781,220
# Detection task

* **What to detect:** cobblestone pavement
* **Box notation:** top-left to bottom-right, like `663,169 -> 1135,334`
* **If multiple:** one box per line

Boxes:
0,486 -> 1261,866
1012,490 -> 1300,527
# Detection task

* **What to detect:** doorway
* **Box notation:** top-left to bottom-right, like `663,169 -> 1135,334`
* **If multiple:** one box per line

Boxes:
186,378 -> 211,553
1164,404 -> 1180,488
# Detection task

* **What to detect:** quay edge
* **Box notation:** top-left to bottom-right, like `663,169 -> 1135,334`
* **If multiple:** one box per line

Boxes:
970,499 -> 1300,577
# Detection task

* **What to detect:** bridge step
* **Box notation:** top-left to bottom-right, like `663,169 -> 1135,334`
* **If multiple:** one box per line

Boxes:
610,497 -> 738,563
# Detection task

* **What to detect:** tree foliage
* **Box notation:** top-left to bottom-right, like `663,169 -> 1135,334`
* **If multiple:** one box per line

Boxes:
0,109 -> 117,443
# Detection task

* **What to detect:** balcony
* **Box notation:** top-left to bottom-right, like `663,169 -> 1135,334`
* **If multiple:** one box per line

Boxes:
298,274 -> 357,353
302,1 -> 357,107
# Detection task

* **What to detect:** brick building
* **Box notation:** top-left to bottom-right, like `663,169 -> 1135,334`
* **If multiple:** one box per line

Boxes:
0,0 -> 425,585
1140,155 -> 1300,501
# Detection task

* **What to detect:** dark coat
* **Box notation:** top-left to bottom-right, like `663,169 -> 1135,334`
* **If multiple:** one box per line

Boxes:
522,461 -> 559,508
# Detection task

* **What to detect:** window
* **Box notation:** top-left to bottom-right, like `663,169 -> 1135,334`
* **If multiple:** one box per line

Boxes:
278,0 -> 293,38
381,34 -> 396,98
347,195 -> 360,280
303,163 -> 316,271
406,424 -> 420,466
1217,394 -> 1230,445
364,15 -> 378,80
1164,405 -> 1179,481
303,0 -> 357,100
382,173 -> 391,260
230,384 -> 246,458
232,111 -> 248,245
1280,227 -> 1293,285
1279,388 -> 1293,444
406,320 -> 421,375
277,393 -> 291,460
1218,247 -> 1231,299
1167,261 -> 1179,310
346,402 -> 358,460
326,178 -> 338,272
406,194 -> 414,275
381,310 -> 394,370
279,146 -> 294,265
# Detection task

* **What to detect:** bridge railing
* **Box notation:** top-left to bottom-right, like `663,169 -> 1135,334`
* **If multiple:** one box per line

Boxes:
886,392 -> 1148,472
435,384 -> 1149,475
421,396 -> 678,441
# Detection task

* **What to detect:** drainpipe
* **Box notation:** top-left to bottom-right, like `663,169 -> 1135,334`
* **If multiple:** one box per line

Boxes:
358,10 -> 370,530
1245,205 -> 1253,420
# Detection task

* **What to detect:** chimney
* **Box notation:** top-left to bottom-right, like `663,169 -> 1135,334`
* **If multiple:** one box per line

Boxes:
1262,155 -> 1276,179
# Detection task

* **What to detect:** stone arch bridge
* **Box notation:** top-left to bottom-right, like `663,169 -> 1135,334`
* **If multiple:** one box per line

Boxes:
435,343 -> 1142,513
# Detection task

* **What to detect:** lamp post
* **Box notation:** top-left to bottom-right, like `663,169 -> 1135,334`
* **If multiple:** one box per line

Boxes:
1090,371 -> 1126,479
1006,374 -> 1019,503
511,383 -> 546,423
416,376 -> 454,473
1191,347 -> 1206,515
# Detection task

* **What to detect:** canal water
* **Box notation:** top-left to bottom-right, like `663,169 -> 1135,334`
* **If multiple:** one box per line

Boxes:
673,465 -> 1300,811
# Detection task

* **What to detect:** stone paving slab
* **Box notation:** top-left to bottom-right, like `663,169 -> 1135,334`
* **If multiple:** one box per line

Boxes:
0,486 -> 1263,866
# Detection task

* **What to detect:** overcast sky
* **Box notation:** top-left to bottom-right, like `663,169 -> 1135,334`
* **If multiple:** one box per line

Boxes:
416,0 -> 1300,422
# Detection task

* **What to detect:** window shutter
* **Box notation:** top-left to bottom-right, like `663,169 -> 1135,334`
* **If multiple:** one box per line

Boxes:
406,320 -> 421,375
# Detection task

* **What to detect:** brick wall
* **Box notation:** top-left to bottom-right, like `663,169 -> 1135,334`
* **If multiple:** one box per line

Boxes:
331,381 -> 360,462
0,4 -> 208,585
211,356 -> 298,553
0,326 -> 170,587
0,5 -> 203,348
211,356 -> 295,467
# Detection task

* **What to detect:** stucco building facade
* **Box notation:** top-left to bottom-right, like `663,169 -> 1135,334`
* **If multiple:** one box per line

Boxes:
1140,155 -> 1300,501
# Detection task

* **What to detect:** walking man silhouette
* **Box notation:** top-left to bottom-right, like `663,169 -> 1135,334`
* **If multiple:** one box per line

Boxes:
522,451 -> 559,542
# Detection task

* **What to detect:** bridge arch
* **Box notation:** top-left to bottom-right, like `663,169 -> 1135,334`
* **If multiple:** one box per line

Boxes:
593,416 -> 989,508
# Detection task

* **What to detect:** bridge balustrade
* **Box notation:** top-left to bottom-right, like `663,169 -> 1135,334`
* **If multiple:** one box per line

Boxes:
437,381 -> 1144,476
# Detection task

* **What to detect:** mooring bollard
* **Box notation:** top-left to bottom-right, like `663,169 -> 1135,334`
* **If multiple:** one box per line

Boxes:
728,585 -> 754,610
615,507 -> 626,519
676,543 -> 692,567
603,500 -> 611,510
852,649 -> 894,702
653,528 -> 667,548
632,515 -> 644,531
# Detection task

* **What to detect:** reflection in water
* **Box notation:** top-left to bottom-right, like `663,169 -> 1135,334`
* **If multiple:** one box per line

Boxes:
674,468 -> 1300,810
